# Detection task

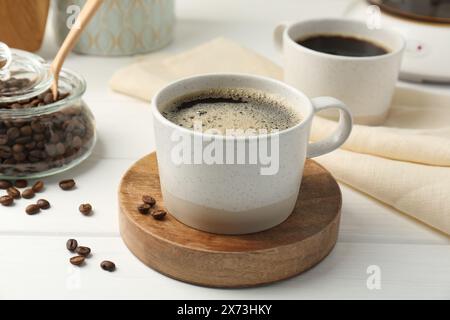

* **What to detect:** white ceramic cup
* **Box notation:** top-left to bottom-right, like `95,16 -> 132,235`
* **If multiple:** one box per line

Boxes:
274,18 -> 405,125
152,73 -> 352,235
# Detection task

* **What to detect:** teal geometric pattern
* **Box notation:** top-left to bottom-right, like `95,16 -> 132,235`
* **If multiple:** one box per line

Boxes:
54,0 -> 175,56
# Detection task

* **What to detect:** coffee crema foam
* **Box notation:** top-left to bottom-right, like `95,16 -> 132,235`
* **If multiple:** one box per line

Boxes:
161,88 -> 301,135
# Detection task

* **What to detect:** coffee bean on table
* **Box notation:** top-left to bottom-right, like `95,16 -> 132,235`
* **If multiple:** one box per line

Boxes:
70,256 -> 85,266
66,239 -> 78,252
32,180 -> 44,193
25,204 -> 40,215
100,261 -> 116,272
0,180 -> 12,190
151,209 -> 167,221
15,179 -> 28,188
138,203 -> 151,214
142,195 -> 156,207
59,179 -> 76,190
75,246 -> 91,257
7,187 -> 21,199
79,203 -> 92,216
22,188 -> 35,199
0,195 -> 14,206
37,199 -> 50,210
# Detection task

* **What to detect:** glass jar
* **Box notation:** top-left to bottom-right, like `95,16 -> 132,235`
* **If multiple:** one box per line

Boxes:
0,44 -> 96,179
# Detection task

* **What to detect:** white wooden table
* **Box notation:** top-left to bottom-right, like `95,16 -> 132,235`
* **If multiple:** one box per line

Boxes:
1,0 -> 449,300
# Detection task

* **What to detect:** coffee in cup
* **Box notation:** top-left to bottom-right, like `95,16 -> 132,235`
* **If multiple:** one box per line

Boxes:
296,34 -> 389,57
162,87 -> 301,134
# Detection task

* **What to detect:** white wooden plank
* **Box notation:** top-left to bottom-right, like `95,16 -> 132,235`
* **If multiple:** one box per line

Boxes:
0,236 -> 448,299
0,157 -> 132,236
1,158 -> 447,245
88,97 -> 156,160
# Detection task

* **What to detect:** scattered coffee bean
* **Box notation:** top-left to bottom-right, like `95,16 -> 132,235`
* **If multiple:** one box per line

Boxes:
151,209 -> 167,221
59,179 -> 76,190
21,188 -> 35,199
70,256 -> 85,266
0,180 -> 12,190
37,199 -> 50,210
142,195 -> 156,207
66,239 -> 78,252
25,204 -> 40,215
79,203 -> 92,216
7,187 -> 21,199
32,180 -> 44,193
14,179 -> 28,188
0,195 -> 14,206
100,261 -> 116,272
138,203 -> 151,214
75,246 -> 91,257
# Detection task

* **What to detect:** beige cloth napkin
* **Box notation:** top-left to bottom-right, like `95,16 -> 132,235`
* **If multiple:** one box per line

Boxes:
110,37 -> 450,235
111,38 -> 282,101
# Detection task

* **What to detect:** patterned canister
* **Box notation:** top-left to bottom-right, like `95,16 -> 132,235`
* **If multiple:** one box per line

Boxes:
53,0 -> 175,56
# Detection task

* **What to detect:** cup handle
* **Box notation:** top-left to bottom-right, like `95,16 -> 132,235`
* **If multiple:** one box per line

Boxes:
307,97 -> 353,158
273,22 -> 289,52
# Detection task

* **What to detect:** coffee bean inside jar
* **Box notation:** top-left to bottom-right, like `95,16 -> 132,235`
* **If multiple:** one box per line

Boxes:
0,68 -> 96,178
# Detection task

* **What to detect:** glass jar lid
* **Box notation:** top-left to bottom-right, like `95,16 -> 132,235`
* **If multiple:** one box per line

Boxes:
0,42 -> 53,104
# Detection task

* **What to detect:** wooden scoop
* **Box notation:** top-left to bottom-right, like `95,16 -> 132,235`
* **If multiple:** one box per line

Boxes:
51,0 -> 104,99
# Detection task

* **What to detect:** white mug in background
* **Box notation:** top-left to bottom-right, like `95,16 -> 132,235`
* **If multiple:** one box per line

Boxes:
152,74 -> 352,235
274,18 -> 405,125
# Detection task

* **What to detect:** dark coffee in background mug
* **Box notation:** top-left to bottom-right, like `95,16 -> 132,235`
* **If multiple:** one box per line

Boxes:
274,18 -> 405,125
297,34 -> 389,57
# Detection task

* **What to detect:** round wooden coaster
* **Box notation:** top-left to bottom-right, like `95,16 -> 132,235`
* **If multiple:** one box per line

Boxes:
118,152 -> 342,288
